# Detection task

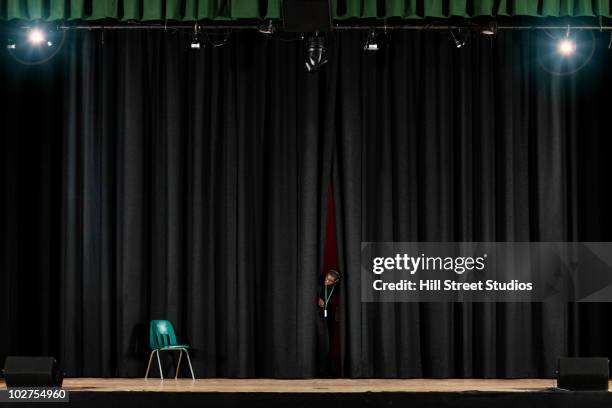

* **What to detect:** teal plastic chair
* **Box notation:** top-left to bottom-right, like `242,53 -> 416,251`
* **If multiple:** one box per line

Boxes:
144,320 -> 195,380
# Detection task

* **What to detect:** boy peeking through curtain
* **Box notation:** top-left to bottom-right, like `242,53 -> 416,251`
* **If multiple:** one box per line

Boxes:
316,269 -> 341,377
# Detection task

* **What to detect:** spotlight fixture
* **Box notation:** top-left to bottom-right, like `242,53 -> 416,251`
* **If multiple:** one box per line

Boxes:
558,27 -> 576,56
558,38 -> 576,56
258,20 -> 275,35
190,25 -> 203,50
305,34 -> 328,72
190,37 -> 203,49
481,21 -> 497,36
7,27 -> 65,65
451,30 -> 466,48
363,29 -> 380,51
28,28 -> 46,46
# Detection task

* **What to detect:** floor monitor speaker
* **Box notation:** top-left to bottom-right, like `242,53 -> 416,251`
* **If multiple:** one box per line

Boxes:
3,356 -> 63,387
557,357 -> 609,391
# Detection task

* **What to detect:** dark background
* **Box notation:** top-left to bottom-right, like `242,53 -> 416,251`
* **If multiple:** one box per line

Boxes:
1,27 -> 612,378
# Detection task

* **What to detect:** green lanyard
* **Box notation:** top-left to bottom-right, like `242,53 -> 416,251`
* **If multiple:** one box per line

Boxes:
324,285 -> 335,317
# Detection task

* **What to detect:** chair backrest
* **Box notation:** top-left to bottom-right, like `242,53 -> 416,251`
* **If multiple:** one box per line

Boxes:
149,320 -> 178,349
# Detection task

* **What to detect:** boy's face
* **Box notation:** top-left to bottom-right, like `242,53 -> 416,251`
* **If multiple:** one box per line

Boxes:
324,273 -> 338,286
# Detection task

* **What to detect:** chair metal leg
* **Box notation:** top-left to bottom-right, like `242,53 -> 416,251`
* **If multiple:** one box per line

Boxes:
145,350 -> 155,380
146,347 -> 191,381
175,349 -> 183,380
183,348 -> 195,380
156,349 -> 164,380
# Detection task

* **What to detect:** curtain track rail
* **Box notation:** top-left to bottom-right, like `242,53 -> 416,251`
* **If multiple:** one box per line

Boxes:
42,24 -> 612,31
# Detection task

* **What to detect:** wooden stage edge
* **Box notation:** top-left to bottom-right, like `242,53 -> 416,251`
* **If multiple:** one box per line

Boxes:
2,378 -> 602,393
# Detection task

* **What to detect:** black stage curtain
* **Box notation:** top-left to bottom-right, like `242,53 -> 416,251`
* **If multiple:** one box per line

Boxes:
2,29 -> 612,378
331,31 -> 612,377
1,30 -> 336,377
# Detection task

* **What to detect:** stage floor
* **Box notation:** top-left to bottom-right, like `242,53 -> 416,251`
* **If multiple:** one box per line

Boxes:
2,378 -> 612,408
0,377 -> 604,392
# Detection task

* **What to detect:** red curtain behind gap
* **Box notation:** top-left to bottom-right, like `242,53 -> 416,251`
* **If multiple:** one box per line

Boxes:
323,183 -> 338,276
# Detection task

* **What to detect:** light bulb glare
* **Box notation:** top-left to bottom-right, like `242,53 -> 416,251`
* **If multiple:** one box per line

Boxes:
558,38 -> 576,56
28,28 -> 46,45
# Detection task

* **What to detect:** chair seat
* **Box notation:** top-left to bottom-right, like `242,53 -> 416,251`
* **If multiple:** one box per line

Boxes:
154,345 -> 190,350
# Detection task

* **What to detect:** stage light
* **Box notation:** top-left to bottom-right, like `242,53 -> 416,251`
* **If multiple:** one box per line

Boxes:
190,26 -> 203,49
558,37 -> 576,56
190,38 -> 202,49
7,27 -> 65,65
305,34 -> 328,72
258,20 -> 275,35
481,21 -> 497,36
28,28 -> 46,46
189,24 -> 203,50
364,29 -> 380,51
451,30 -> 465,48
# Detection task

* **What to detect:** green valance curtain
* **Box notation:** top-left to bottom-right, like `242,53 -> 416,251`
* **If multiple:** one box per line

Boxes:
1,0 -> 611,21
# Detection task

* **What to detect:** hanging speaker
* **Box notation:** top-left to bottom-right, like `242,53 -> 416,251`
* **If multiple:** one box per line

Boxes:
2,357 -> 63,387
283,0 -> 331,32
557,357 -> 609,391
